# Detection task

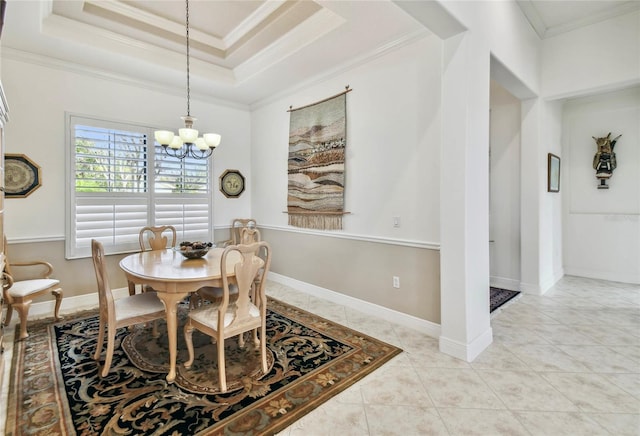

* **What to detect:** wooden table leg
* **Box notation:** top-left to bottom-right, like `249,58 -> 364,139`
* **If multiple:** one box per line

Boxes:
154,292 -> 188,383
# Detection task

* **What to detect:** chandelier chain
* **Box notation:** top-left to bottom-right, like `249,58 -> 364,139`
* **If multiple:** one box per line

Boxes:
185,0 -> 190,117
154,0 -> 220,160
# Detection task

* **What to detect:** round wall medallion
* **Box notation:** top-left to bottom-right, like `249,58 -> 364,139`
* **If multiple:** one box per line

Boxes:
219,169 -> 245,198
4,154 -> 42,198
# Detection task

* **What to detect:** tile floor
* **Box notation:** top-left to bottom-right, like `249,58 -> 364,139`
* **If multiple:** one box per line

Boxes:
1,275 -> 639,435
269,276 -> 640,435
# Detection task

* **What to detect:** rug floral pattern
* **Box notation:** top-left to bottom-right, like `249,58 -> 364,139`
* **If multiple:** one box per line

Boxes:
7,298 -> 401,436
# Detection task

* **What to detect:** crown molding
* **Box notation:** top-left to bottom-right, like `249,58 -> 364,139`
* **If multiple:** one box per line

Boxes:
234,7 -> 345,84
225,0 -> 287,47
250,29 -> 431,110
1,48 -> 250,111
518,0 -> 640,39
545,2 -> 640,38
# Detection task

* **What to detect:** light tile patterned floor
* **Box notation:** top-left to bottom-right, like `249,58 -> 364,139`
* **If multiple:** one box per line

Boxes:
270,276 -> 640,435
1,276 -> 639,435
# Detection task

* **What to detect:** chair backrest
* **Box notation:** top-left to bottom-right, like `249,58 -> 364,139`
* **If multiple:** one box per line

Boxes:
91,239 -> 115,315
230,218 -> 257,245
2,236 -> 11,292
139,225 -> 177,251
3,235 -> 10,276
220,241 -> 271,321
239,227 -> 261,245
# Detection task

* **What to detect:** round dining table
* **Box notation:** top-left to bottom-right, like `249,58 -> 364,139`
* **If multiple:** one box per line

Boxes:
119,247 -> 244,382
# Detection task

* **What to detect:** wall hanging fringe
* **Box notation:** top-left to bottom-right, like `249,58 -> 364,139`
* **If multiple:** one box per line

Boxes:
288,213 -> 343,231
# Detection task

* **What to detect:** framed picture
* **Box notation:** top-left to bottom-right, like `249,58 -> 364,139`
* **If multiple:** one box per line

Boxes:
4,154 -> 42,198
547,153 -> 560,193
219,169 -> 245,198
0,0 -> 6,39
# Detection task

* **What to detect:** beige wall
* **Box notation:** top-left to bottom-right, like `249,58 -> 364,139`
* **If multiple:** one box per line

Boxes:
4,225 -> 237,304
6,229 -> 442,325
260,228 -> 441,324
5,240 -> 130,302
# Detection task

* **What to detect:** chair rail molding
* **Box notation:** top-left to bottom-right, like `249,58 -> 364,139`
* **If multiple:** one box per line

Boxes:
215,224 -> 441,251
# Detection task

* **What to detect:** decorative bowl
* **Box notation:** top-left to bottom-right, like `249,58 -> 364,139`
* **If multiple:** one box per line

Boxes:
175,242 -> 214,259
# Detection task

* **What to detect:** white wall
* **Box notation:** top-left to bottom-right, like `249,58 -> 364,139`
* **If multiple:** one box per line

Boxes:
542,10 -> 640,99
248,35 -> 443,324
539,7 -> 640,291
489,81 -> 521,291
539,99 -> 565,288
563,87 -> 640,284
251,35 -> 442,243
443,0 -> 541,94
1,56 -> 252,241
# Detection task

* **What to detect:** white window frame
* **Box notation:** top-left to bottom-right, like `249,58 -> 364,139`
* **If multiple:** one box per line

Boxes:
65,114 -> 213,259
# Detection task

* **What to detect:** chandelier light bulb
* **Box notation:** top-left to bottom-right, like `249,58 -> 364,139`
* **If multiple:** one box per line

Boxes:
179,127 -> 199,143
155,130 -> 174,146
169,136 -> 183,149
204,133 -> 221,148
195,137 -> 208,151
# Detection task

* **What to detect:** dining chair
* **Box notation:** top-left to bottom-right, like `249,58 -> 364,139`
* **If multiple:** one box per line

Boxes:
196,227 -> 262,307
1,236 -> 63,340
91,239 -> 166,377
217,218 -> 257,247
132,225 -> 178,295
239,227 -> 261,245
183,240 -> 272,393
139,225 -> 177,251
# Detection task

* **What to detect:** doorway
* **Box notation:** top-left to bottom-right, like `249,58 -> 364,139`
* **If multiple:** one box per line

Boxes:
489,80 -> 521,292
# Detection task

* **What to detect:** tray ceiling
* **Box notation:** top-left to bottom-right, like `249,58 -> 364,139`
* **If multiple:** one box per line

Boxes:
1,1 -> 637,106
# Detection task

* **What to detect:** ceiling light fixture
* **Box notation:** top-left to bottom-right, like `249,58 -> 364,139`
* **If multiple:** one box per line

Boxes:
154,0 -> 221,159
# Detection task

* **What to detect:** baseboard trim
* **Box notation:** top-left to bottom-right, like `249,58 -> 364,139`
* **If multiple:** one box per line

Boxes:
520,269 -> 565,296
439,327 -> 493,362
268,272 -> 441,338
540,269 -> 564,293
489,276 -> 520,291
564,267 -> 639,285
519,281 -> 543,295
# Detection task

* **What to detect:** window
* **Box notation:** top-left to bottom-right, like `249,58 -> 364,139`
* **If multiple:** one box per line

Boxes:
66,115 -> 212,258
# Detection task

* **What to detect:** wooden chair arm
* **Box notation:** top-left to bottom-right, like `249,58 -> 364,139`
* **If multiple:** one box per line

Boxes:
9,261 -> 55,278
2,271 -> 14,290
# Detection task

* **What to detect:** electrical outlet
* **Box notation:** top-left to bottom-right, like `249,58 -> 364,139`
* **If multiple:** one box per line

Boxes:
393,216 -> 400,228
393,276 -> 400,288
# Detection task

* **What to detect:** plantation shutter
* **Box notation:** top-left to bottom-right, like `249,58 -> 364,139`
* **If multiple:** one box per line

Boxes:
67,115 -> 212,259
153,149 -> 211,244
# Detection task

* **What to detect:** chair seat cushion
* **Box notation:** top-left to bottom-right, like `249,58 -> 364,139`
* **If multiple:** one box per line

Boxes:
7,278 -> 60,298
115,292 -> 165,322
197,286 -> 239,305
189,302 -> 259,329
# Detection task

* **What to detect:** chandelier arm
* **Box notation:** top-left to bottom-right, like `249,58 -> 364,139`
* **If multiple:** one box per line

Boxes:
189,147 -> 214,160
162,144 -> 189,160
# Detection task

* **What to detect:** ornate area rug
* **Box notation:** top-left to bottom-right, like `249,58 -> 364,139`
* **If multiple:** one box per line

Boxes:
490,287 -> 521,313
6,298 -> 401,435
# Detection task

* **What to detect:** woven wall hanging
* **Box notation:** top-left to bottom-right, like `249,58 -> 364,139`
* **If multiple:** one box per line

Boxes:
287,87 -> 351,230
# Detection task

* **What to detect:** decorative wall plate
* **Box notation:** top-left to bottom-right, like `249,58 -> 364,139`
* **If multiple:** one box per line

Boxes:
4,154 -> 41,198
219,169 -> 245,198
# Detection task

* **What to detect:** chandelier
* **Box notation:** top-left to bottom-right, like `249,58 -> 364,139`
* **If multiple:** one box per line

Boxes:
154,0 -> 221,159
